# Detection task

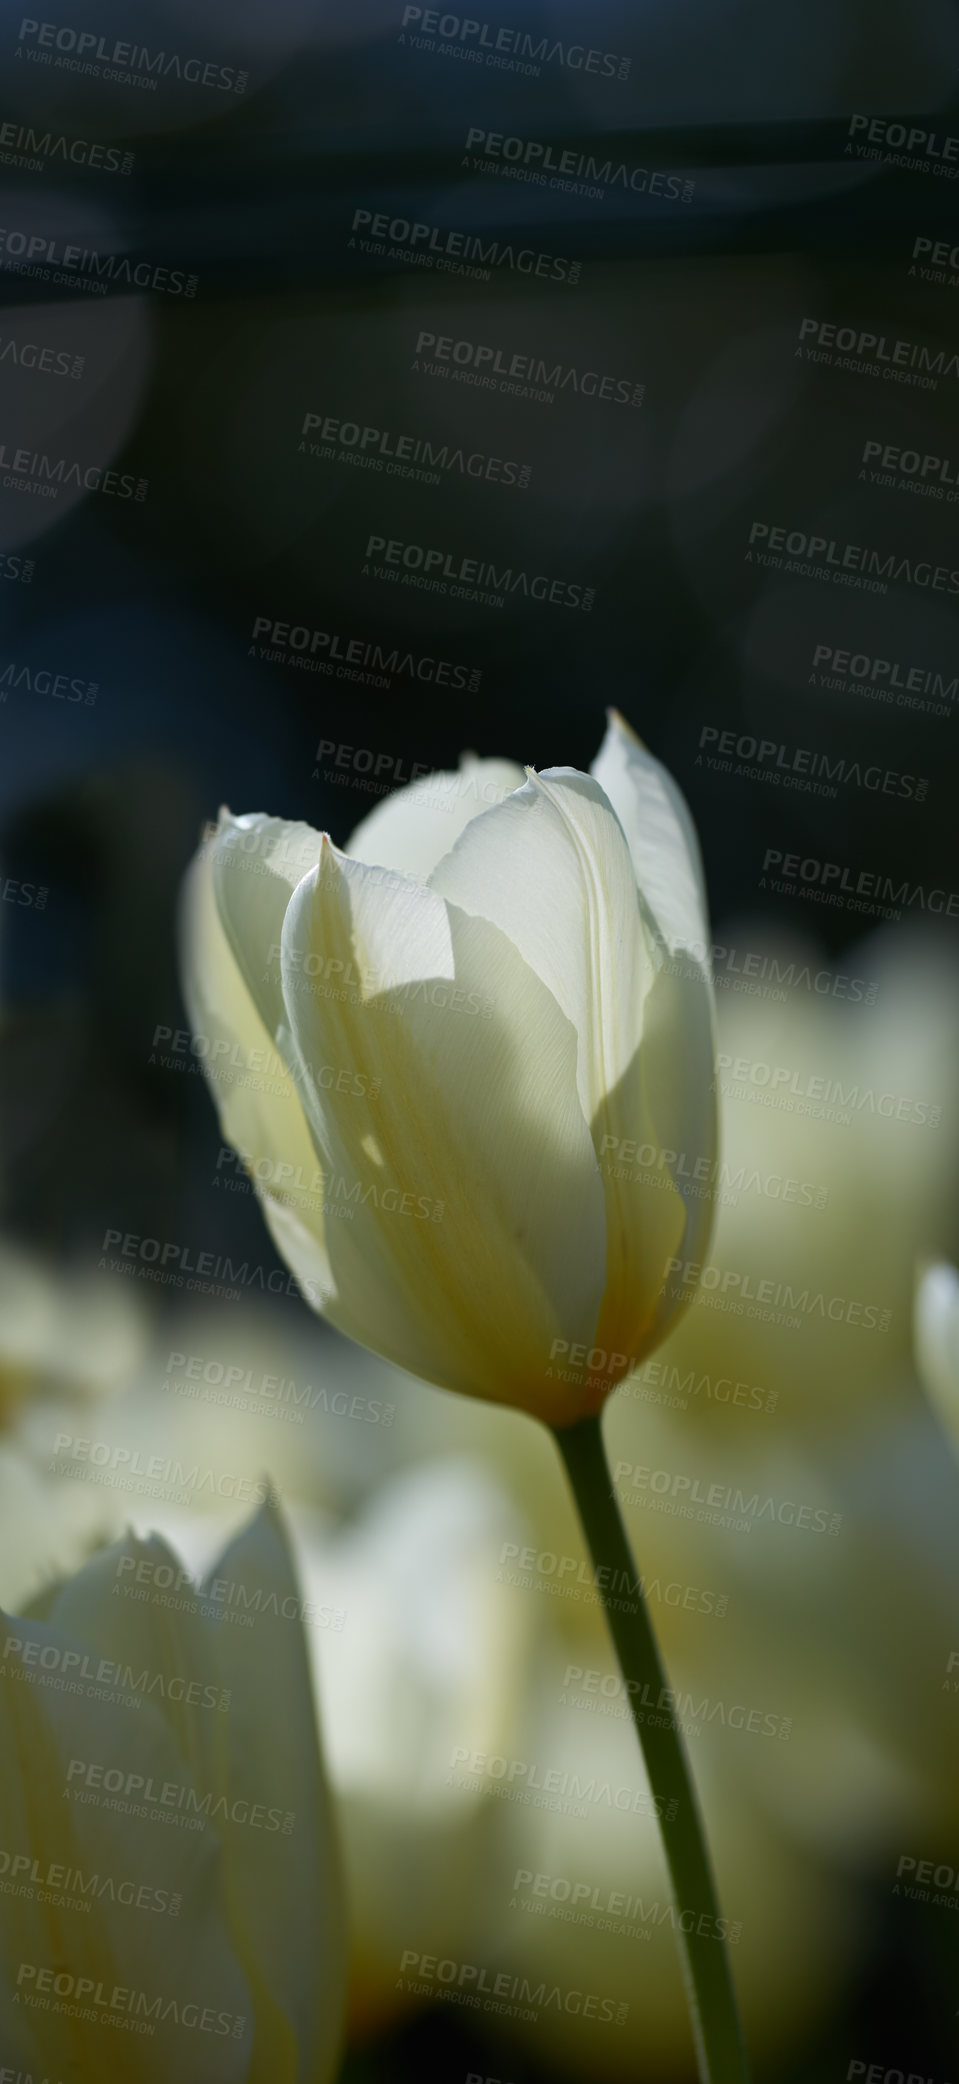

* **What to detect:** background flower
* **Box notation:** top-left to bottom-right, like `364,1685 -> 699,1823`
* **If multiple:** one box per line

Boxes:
0,1498 -> 345,2084
915,1262 -> 959,1457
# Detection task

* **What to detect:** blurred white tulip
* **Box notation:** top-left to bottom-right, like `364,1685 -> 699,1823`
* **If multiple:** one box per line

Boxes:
298,1456 -> 539,2032
915,1261 -> 959,1450
0,1498 -> 345,2083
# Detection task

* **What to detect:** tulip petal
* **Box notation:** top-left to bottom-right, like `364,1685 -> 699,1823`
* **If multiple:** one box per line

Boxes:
180,813 -> 334,1306
0,1600 -> 251,2082
429,768 -> 688,1370
208,809 -> 327,1035
277,841 -> 608,1421
306,1461 -> 537,2017
346,754 -> 525,881
429,768 -> 653,1115
192,1496 -> 346,2084
625,956 -> 718,1343
590,708 -> 709,957
590,713 -> 718,1301
26,1506 -> 346,2083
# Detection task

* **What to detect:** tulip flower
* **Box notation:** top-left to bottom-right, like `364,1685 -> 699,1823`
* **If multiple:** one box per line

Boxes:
0,1495 -> 345,2083
300,1455 -> 539,2032
181,712 -> 715,1429
182,713 -> 748,2083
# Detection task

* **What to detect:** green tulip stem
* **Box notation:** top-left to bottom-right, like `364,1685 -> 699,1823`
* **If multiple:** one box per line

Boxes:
554,1412 -> 749,2084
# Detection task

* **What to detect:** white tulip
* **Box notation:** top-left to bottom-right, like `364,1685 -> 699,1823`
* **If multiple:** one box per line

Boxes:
181,712 -> 715,1426
298,1456 -> 538,2025
0,1496 -> 345,2083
